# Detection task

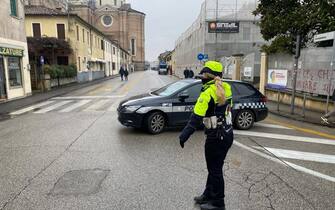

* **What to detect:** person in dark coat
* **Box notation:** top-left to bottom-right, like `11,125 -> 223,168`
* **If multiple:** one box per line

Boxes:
119,66 -> 125,81
124,67 -> 129,81
184,68 -> 190,79
189,69 -> 195,78
321,88 -> 335,124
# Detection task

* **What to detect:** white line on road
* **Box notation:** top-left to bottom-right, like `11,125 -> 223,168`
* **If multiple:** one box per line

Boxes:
59,100 -> 91,113
52,95 -> 126,100
234,130 -> 335,146
84,99 -> 110,111
107,99 -> 123,112
34,101 -> 73,114
254,147 -> 335,164
254,123 -> 293,130
10,101 -> 55,115
234,141 -> 335,182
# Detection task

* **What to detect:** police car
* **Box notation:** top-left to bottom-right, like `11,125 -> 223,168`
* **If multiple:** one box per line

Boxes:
117,79 -> 268,134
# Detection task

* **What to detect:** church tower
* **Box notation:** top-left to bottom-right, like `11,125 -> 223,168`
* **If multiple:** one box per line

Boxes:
95,0 -> 126,8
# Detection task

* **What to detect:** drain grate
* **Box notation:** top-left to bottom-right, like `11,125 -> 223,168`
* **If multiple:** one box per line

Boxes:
50,169 -> 110,196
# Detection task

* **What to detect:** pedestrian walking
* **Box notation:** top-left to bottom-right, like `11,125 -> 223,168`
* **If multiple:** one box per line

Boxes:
321,88 -> 335,124
124,67 -> 129,81
179,61 -> 233,210
189,69 -> 195,78
183,67 -> 190,79
119,66 -> 125,81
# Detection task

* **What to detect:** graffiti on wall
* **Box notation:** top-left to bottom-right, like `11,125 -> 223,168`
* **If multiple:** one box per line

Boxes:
287,68 -> 334,96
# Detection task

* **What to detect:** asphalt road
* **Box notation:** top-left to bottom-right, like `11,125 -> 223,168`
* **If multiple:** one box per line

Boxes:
0,70 -> 334,210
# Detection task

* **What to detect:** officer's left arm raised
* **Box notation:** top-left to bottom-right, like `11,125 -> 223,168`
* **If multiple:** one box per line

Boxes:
179,91 -> 210,148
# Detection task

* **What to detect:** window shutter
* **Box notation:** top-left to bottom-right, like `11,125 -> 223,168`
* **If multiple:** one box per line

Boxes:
10,0 -> 17,16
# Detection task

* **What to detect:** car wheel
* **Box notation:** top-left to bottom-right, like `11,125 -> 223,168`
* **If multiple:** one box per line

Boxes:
235,110 -> 255,130
146,112 -> 166,134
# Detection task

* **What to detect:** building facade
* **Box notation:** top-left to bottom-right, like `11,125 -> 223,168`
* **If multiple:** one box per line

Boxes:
0,0 -> 32,101
25,5 -> 110,86
70,2 -> 145,71
174,0 -> 266,78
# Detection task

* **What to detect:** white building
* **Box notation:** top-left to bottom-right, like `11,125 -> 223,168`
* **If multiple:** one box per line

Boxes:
104,39 -> 113,77
0,0 -> 32,101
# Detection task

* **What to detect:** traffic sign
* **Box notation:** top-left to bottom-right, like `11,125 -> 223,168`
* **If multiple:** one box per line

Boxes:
203,54 -> 208,60
314,31 -> 335,42
197,53 -> 204,61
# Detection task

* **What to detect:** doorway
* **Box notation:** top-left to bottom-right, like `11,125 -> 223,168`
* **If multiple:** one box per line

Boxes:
0,56 -> 7,99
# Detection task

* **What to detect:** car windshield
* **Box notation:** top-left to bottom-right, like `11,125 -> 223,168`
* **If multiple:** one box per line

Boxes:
152,81 -> 190,96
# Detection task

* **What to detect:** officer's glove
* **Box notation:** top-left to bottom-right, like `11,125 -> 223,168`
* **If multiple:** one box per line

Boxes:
178,114 -> 203,149
179,126 -> 195,148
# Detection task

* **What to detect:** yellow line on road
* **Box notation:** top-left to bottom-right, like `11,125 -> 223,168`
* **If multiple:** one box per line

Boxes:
267,118 -> 335,140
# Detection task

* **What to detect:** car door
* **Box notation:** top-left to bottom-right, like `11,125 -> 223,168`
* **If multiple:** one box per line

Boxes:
171,83 -> 202,126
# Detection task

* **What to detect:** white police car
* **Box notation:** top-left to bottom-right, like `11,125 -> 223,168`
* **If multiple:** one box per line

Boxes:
118,79 -> 268,134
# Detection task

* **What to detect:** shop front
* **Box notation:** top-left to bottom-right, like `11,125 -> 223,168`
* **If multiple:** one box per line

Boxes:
0,45 -> 31,101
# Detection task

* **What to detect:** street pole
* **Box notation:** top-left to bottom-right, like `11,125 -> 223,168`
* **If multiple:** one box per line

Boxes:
290,34 -> 301,114
326,39 -> 335,114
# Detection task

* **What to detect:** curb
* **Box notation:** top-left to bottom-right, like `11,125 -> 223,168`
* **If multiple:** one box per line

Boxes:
268,109 -> 335,128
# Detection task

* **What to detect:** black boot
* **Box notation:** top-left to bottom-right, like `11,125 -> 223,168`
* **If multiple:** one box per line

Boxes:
194,195 -> 210,204
200,203 -> 225,210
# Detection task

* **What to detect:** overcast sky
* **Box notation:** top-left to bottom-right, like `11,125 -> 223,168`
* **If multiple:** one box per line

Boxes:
128,0 -> 204,62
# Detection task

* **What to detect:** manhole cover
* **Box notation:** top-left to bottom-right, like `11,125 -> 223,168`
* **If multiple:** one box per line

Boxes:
50,169 -> 110,196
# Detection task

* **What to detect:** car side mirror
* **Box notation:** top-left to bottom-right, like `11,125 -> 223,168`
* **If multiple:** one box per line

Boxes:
178,92 -> 189,101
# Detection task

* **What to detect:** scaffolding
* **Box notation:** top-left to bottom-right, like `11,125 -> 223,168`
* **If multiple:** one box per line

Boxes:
174,0 -> 264,78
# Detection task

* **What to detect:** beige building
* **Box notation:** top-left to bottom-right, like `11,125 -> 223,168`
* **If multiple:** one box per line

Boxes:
0,0 -> 32,101
70,1 -> 145,71
25,5 -> 108,86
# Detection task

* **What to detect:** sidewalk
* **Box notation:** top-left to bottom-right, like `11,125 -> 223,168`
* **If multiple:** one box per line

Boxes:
267,100 -> 335,127
0,76 -> 118,116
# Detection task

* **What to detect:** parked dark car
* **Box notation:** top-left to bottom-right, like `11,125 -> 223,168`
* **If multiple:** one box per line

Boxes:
118,79 -> 268,134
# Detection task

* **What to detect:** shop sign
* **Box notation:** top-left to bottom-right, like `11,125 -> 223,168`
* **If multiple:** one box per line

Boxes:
0,47 -> 24,57
208,21 -> 240,33
267,69 -> 288,89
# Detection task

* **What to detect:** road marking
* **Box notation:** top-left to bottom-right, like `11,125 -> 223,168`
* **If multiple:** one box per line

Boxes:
267,118 -> 335,140
59,100 -> 91,113
107,99 -> 123,112
84,99 -> 110,111
53,95 -> 126,100
34,101 -> 73,114
234,130 -> 335,146
254,147 -> 335,164
234,141 -> 335,182
10,101 -> 55,115
254,123 -> 293,130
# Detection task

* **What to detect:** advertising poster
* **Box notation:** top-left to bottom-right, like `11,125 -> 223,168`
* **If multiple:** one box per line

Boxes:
267,69 -> 288,89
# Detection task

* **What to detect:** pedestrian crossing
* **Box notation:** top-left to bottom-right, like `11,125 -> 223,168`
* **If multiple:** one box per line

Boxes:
10,97 -> 124,115
234,124 -> 335,183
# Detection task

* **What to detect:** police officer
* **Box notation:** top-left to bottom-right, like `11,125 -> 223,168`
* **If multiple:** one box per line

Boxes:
179,61 -> 233,210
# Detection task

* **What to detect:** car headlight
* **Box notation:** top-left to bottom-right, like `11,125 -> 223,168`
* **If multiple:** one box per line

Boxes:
124,105 -> 141,113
